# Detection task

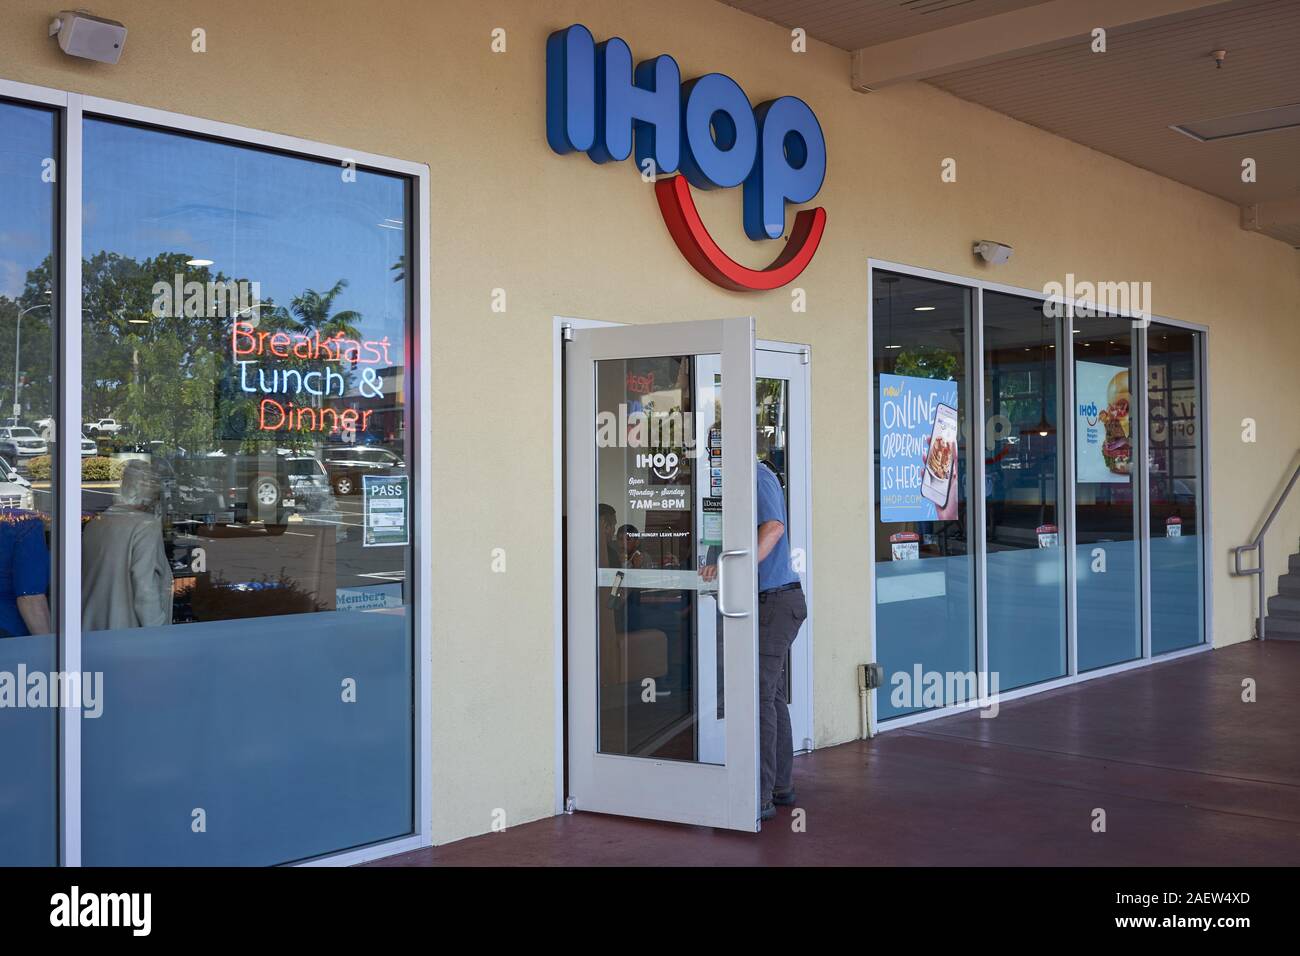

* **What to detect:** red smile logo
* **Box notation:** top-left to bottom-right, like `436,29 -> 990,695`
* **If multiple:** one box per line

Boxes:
654,176 -> 827,293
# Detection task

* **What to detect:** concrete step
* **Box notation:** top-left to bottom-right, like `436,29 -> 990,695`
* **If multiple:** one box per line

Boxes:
1277,574 -> 1300,597
1269,594 -> 1300,617
1264,614 -> 1300,637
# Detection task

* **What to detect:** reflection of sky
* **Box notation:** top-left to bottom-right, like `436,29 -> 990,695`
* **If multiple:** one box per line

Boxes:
83,118 -> 408,348
0,102 -> 57,299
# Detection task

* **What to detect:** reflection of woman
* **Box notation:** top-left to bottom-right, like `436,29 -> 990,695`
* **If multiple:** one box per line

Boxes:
81,461 -> 173,631
0,509 -> 51,637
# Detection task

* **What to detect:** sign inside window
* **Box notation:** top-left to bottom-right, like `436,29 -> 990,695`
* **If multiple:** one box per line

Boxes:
363,474 -> 409,547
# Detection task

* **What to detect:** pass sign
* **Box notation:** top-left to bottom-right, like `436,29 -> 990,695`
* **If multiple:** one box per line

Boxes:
363,474 -> 409,548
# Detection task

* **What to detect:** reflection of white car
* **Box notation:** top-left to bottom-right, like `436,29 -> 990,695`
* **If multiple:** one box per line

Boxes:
0,426 -> 48,464
27,419 -> 94,456
0,457 -> 35,511
87,418 -> 122,435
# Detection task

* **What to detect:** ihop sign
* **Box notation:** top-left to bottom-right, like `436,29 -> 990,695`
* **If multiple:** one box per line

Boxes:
546,24 -> 827,292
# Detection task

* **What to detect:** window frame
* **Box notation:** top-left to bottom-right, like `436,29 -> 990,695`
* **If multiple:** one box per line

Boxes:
0,77 -> 433,867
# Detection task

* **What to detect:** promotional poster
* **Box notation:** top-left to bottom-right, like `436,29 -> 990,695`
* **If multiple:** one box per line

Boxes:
1076,360 -> 1131,483
878,372 -> 960,522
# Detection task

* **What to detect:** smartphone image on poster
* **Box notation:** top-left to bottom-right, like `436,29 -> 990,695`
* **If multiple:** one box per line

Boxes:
920,402 -> 958,511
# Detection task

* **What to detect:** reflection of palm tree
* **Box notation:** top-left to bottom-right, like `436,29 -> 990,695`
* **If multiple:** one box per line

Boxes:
289,279 -> 361,339
390,256 -> 404,284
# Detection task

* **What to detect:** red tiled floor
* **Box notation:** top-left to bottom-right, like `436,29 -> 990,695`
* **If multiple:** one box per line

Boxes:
369,641 -> 1300,866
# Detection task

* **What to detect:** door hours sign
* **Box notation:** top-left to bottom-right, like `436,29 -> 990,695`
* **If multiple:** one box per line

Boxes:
363,474 -> 410,548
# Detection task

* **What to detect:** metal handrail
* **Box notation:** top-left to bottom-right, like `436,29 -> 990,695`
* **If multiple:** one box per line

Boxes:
1232,451 -> 1300,640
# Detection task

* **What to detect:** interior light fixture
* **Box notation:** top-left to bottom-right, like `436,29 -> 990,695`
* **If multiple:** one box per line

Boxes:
913,306 -> 935,312
186,258 -> 214,267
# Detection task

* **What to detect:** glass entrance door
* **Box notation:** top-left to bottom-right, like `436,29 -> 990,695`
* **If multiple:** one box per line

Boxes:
566,318 -> 759,830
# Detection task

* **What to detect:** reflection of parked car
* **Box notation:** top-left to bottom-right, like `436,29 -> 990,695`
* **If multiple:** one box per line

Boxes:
323,445 -> 404,496
86,418 -> 122,435
168,450 -> 302,534
285,456 -> 347,541
31,418 -> 96,456
0,426 -> 48,465
0,458 -> 35,511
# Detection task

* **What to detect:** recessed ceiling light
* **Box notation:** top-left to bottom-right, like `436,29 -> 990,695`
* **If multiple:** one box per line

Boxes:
186,258 -> 214,267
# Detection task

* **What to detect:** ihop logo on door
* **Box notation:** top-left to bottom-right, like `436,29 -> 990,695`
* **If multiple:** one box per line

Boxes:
637,451 -> 680,480
546,24 -> 828,292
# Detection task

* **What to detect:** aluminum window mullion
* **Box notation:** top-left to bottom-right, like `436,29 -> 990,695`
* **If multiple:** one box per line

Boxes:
58,93 -> 84,868
1060,302 -> 1078,677
1137,323 -> 1152,660
1196,330 -> 1212,647
865,265 -> 878,734
971,290 -> 989,688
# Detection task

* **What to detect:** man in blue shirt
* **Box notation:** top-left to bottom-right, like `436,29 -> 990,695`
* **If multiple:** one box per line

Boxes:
702,458 -> 807,821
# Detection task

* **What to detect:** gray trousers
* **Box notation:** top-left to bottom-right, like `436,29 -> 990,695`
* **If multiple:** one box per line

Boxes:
758,586 -> 807,805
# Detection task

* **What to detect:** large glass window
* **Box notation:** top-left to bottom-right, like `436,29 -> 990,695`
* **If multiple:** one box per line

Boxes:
79,118 -> 414,864
1148,325 -> 1205,653
0,98 -> 59,867
873,272 -> 975,719
983,293 -> 1066,691
1072,312 -> 1142,670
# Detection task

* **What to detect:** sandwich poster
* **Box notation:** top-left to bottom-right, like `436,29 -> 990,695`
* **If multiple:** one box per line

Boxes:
879,372 -> 959,522
1076,361 -> 1131,483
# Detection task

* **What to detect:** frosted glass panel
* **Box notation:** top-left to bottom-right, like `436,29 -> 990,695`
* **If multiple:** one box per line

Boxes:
0,635 -> 57,865
82,609 -> 412,865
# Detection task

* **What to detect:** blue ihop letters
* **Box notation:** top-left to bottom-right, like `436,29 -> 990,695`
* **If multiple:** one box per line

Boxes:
546,24 -> 826,241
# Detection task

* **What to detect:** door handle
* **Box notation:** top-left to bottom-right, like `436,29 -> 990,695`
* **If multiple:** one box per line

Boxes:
716,549 -> 750,619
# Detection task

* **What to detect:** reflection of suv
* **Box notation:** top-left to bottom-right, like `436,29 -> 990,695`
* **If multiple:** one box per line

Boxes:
170,451 -> 302,534
0,457 -> 35,511
322,445 -> 404,496
0,426 -> 48,466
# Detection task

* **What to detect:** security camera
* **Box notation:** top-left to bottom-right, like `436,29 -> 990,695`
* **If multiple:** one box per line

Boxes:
49,11 -> 127,65
973,240 -> 1013,265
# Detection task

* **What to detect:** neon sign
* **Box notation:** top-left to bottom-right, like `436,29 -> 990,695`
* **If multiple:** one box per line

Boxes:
546,24 -> 827,292
229,319 -> 389,434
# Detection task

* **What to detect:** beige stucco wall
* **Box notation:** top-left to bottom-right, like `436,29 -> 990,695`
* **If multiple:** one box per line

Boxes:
3,0 -> 1297,846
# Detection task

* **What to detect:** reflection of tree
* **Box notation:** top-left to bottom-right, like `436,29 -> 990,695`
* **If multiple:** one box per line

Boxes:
895,346 -> 957,381
0,269 -> 56,420
12,251 -> 365,455
284,280 -> 361,340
